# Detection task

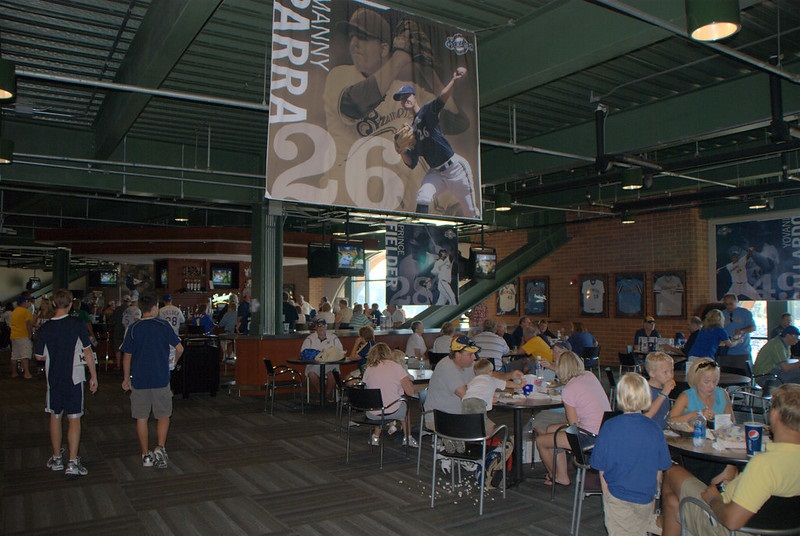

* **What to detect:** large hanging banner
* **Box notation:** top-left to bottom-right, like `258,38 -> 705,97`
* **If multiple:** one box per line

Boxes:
385,222 -> 459,305
266,0 -> 481,220
713,214 -> 800,300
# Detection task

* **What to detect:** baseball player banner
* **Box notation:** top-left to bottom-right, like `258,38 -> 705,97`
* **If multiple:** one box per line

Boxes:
266,0 -> 482,220
713,214 -> 800,300
385,222 -> 459,305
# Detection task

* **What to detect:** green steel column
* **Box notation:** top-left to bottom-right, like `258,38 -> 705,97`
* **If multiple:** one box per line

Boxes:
250,201 -> 283,335
52,247 -> 70,290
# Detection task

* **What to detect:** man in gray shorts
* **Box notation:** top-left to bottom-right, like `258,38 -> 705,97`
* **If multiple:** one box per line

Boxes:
121,291 -> 183,469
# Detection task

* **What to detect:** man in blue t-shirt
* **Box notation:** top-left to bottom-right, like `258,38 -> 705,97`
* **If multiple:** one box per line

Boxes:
121,291 -> 183,469
36,288 -> 98,477
721,294 -> 755,362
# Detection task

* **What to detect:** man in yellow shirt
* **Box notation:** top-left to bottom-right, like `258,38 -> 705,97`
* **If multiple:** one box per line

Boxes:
10,295 -> 34,378
660,383 -> 800,535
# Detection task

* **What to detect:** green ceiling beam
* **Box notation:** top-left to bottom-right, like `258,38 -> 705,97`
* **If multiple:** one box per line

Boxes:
477,0 -> 684,106
480,71 -> 800,185
93,0 -> 224,159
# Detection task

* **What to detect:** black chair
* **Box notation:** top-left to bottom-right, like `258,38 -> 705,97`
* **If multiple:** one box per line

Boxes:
431,410 -> 509,516
262,359 -> 304,414
332,369 -> 363,431
581,346 -> 601,378
564,425 -> 602,536
345,387 -> 406,469
428,352 -> 449,369
731,376 -> 781,424
618,351 -> 639,376
679,495 -> 800,535
604,367 -> 617,410
415,387 -> 432,475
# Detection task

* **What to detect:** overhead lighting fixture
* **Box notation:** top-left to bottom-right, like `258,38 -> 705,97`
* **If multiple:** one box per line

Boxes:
685,0 -> 741,42
620,167 -> 643,190
174,208 -> 189,222
495,192 -> 512,211
748,197 -> 768,210
331,223 -> 347,236
0,59 -> 15,100
0,136 -> 13,164
621,211 -> 635,224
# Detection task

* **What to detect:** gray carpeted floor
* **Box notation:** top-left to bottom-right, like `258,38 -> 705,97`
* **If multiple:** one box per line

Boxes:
1,352 -> 607,535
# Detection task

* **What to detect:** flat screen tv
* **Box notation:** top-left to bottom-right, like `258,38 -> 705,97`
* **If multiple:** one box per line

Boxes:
209,262 -> 238,289
469,247 -> 497,280
99,270 -> 118,287
26,277 -> 41,290
154,260 -> 168,288
331,240 -> 365,277
307,242 -> 335,278
89,269 -> 118,287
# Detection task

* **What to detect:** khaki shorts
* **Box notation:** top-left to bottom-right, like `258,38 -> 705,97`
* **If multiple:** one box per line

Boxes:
11,338 -> 32,360
679,476 -> 733,536
603,493 -> 653,536
130,386 -> 173,420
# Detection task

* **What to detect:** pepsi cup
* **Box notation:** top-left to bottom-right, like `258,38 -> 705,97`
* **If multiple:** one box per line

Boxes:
744,422 -> 763,457
522,384 -> 534,397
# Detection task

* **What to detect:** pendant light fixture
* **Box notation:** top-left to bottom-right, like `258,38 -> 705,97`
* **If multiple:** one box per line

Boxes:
685,0 -> 741,42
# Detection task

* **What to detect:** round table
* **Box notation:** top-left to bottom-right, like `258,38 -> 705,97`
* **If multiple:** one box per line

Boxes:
674,371 -> 751,388
666,434 -> 750,465
494,394 -> 564,485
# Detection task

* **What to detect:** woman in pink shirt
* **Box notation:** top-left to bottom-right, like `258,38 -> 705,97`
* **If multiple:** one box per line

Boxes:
362,343 -> 419,448
535,351 -> 611,486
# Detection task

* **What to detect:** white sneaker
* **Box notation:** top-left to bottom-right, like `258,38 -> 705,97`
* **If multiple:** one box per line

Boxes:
153,446 -> 169,469
387,421 -> 398,435
142,451 -> 154,467
369,434 -> 380,446
47,448 -> 65,471
65,457 -> 88,477
402,436 -> 419,448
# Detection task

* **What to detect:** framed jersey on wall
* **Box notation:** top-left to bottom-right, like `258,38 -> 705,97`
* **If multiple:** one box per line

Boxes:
653,271 -> 685,318
580,274 -> 607,317
522,277 -> 548,316
497,279 -> 519,316
615,273 -> 644,317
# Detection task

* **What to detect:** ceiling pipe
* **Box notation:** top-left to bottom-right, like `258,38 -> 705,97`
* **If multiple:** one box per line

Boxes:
593,0 -> 800,85
480,138 -> 594,162
16,69 -> 268,111
595,103 -> 610,174
613,180 -> 800,211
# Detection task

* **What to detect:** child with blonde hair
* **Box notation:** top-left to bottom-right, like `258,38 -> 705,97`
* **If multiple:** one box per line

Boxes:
590,373 -> 672,535
461,358 -> 518,433
644,351 -> 676,429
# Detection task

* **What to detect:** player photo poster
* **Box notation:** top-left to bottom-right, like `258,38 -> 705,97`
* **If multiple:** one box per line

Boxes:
713,214 -> 800,300
385,222 -> 459,305
497,280 -> 518,316
266,0 -> 481,219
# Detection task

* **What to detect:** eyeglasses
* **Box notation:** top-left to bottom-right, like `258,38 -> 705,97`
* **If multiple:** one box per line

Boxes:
697,361 -> 719,370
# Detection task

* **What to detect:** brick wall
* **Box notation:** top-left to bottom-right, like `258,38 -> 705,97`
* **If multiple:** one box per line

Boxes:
478,208 -> 711,367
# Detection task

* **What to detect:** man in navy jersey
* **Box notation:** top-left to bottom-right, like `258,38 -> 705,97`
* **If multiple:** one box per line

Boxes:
121,291 -> 183,469
393,67 -> 478,218
36,288 -> 98,477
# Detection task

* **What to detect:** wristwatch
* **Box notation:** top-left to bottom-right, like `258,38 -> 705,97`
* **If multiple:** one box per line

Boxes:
716,482 -> 726,493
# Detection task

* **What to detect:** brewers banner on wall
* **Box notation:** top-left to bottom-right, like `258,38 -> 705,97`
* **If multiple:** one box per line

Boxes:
266,0 -> 481,220
714,214 -> 800,300
385,222 -> 458,305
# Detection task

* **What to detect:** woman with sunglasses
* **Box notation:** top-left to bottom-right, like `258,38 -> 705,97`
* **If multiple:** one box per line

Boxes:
668,357 -> 737,485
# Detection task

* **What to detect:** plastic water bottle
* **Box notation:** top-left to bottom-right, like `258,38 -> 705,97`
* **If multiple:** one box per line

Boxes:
534,359 -> 543,379
692,411 -> 707,447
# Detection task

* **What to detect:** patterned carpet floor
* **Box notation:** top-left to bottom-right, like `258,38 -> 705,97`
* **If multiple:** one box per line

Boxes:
1,352 -> 607,535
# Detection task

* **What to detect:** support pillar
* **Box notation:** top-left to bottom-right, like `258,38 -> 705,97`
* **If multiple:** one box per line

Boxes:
249,201 -> 284,335
52,247 -> 70,290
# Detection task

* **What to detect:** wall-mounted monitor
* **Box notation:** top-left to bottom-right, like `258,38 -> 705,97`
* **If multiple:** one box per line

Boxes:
469,247 -> 497,280
209,262 -> 238,289
331,240 -> 365,277
307,242 -> 335,278
26,277 -> 41,290
89,269 -> 119,287
154,260 -> 168,288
